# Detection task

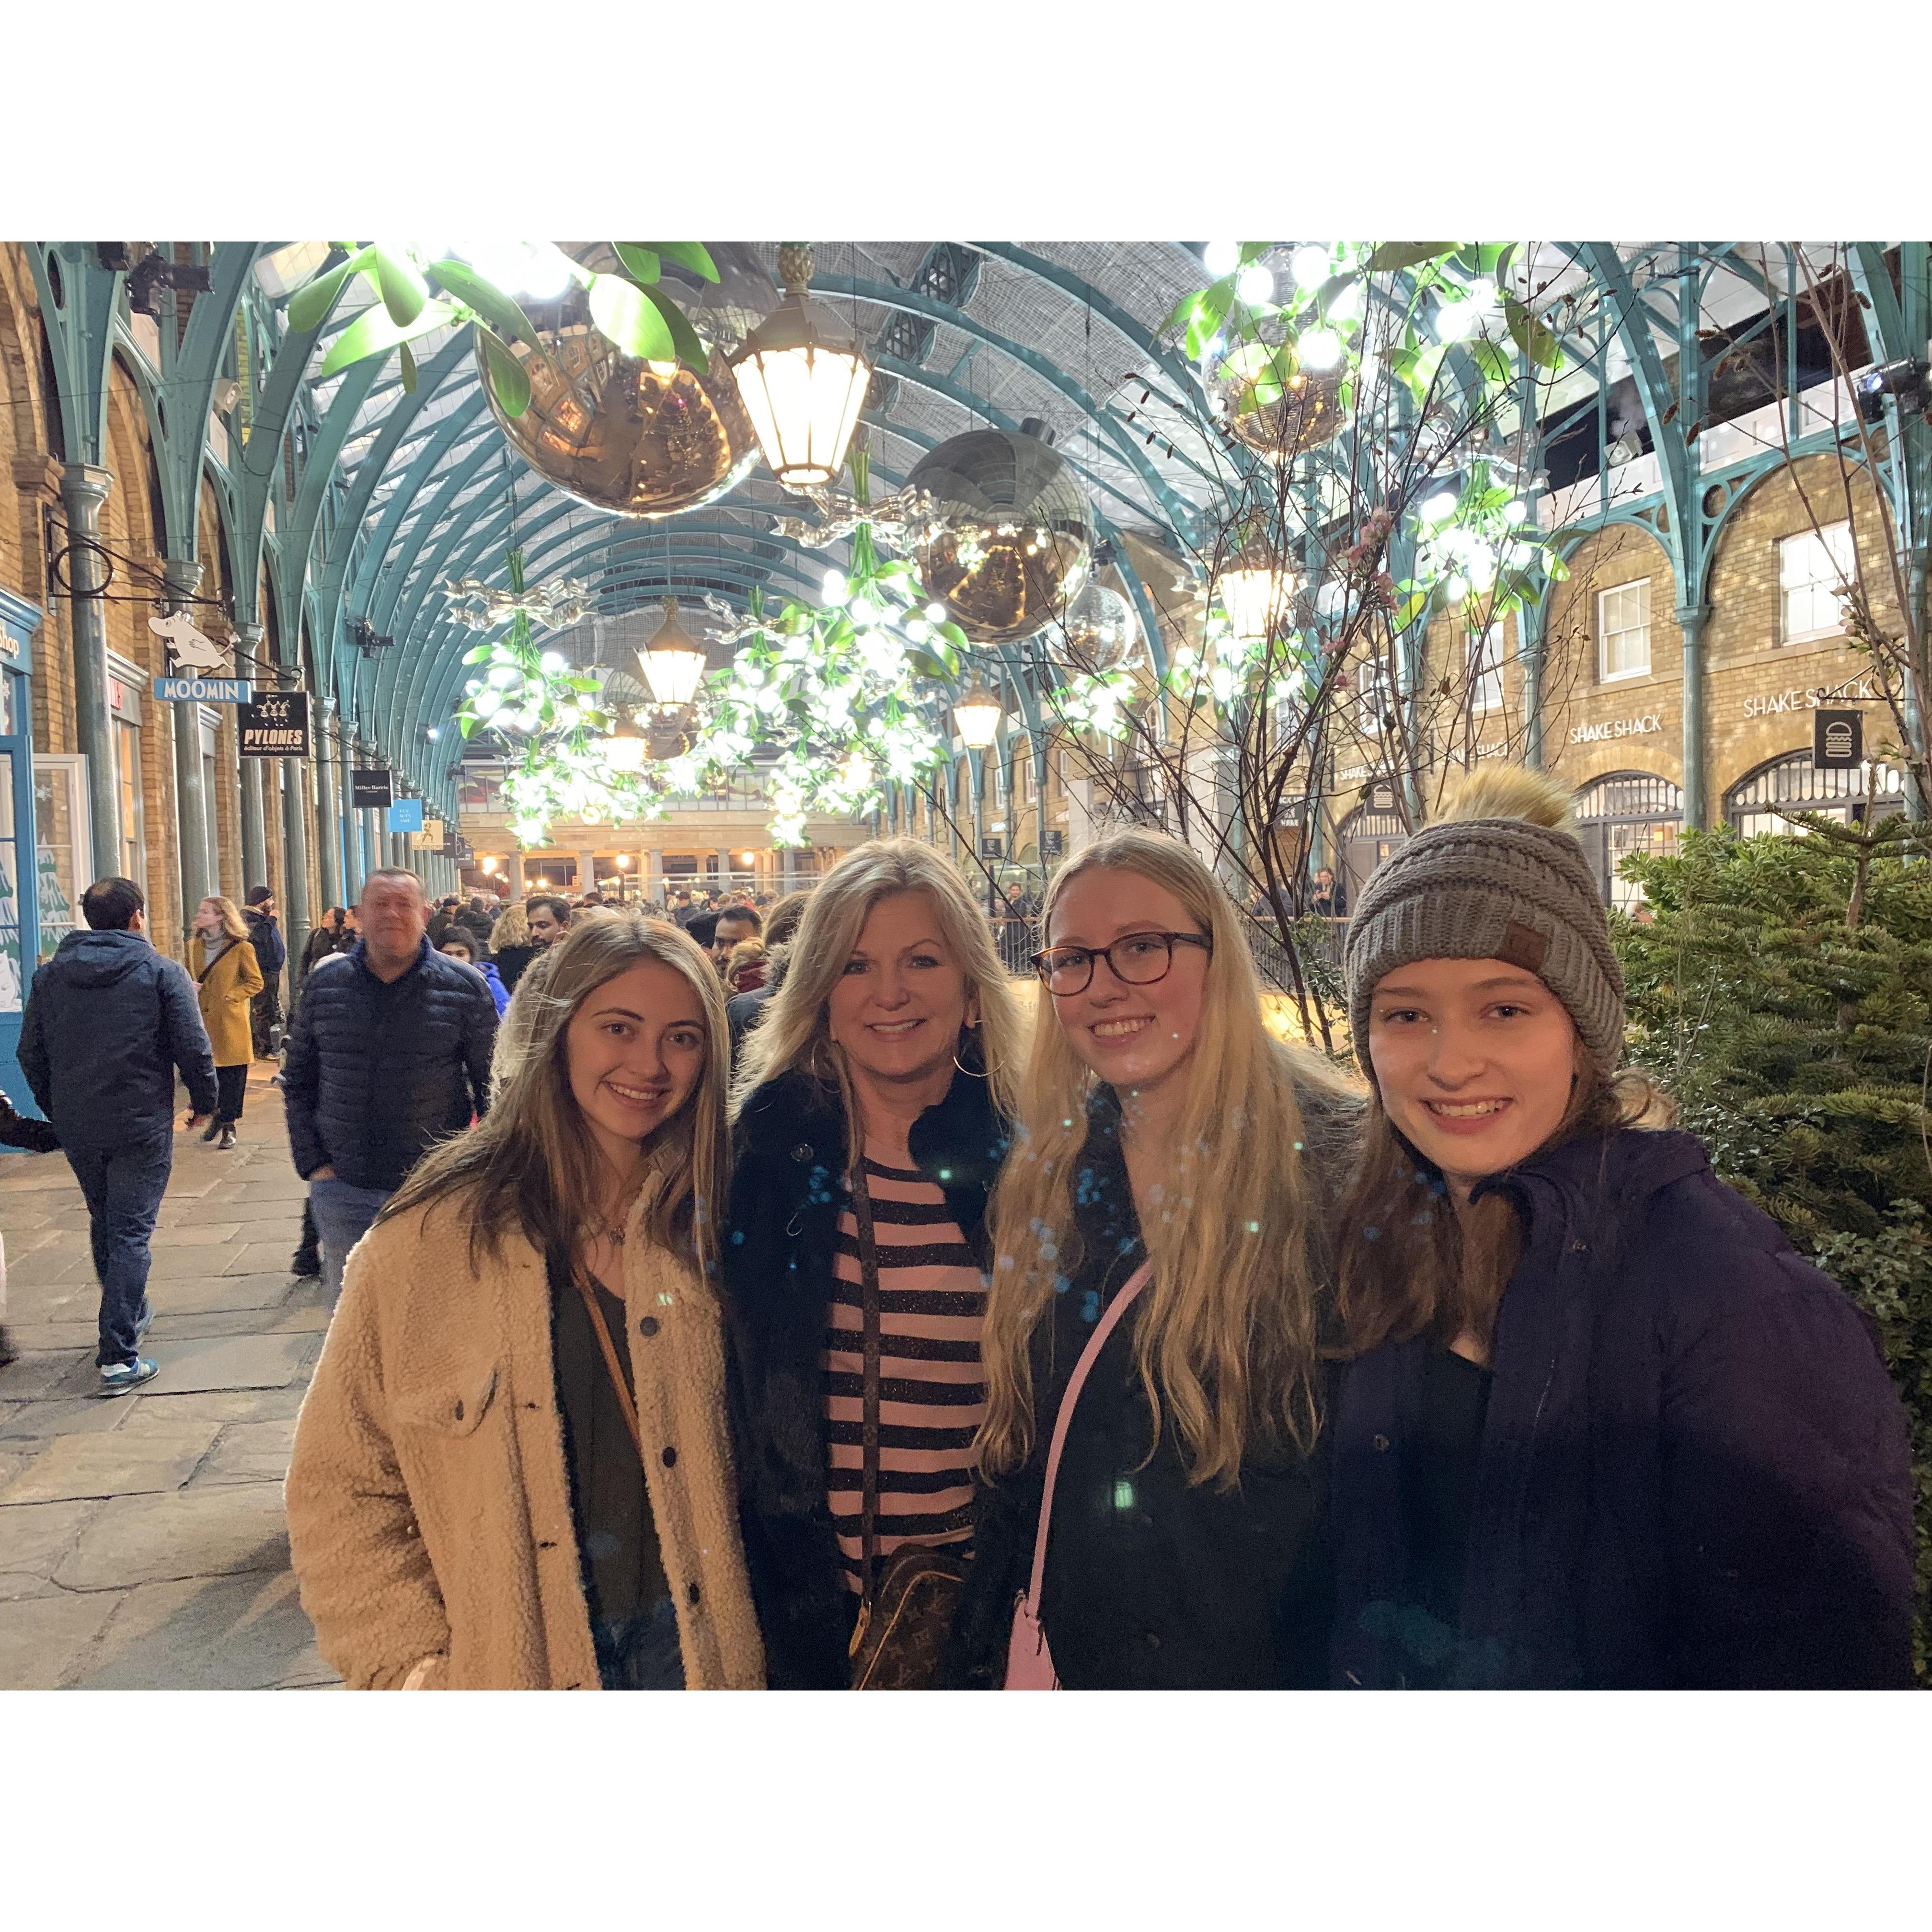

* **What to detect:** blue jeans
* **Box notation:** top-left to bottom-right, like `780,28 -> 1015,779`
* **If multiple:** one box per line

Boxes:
308,1176 -> 393,1300
65,1133 -> 172,1368
593,1597 -> 685,1690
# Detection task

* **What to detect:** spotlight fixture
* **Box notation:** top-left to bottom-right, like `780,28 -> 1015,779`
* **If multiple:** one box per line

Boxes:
1855,358 -> 1931,424
124,247 -> 212,319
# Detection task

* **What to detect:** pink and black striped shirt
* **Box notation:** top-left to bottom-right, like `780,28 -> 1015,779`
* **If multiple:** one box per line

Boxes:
824,1154 -> 987,1592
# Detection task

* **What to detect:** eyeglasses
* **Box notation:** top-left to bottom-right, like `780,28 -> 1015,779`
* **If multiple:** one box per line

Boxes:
1033,930 -> 1212,997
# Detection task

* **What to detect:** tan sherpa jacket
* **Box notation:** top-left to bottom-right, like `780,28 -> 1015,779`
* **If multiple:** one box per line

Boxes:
285,1178 -> 765,1690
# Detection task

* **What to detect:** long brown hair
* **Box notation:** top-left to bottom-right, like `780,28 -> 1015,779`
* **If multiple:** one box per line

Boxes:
380,913 -> 730,1278
1337,1060 -> 1671,1356
978,829 -> 1359,1488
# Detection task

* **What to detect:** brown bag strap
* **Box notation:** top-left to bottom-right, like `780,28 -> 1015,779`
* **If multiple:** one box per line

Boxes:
571,1265 -> 647,1469
851,1160 -> 884,1615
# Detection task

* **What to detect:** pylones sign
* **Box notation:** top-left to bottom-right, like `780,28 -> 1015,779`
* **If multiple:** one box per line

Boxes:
239,691 -> 311,758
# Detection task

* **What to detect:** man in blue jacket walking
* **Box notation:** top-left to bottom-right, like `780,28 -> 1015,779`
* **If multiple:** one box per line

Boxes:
18,877 -> 219,1392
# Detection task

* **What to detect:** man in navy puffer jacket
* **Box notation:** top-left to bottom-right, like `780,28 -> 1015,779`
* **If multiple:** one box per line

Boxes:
18,876 -> 218,1389
281,868 -> 496,1298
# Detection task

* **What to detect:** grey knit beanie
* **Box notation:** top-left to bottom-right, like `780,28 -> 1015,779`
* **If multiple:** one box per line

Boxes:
1342,773 -> 1625,1081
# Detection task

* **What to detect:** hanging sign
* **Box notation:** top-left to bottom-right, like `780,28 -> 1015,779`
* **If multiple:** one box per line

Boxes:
387,798 -> 424,833
153,676 -> 251,703
352,769 -> 394,808
239,690 -> 310,758
149,610 -> 233,678
1813,709 -> 1863,770
1040,829 -> 1066,858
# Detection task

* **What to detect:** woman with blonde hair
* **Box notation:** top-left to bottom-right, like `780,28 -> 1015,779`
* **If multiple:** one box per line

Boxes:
287,913 -> 763,1690
724,838 -> 1025,1688
188,895 -> 264,1150
952,828 -> 1359,1689
486,897 -> 540,993
1330,766 -> 1911,1687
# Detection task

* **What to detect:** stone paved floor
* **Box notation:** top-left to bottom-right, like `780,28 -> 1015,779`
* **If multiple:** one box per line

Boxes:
0,1063 -> 338,1689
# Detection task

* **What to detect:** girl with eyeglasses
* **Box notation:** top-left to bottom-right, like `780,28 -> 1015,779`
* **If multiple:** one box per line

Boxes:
952,830 -> 1360,1689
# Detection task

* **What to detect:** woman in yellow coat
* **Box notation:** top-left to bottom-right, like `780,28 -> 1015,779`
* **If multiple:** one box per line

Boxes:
188,895 -> 264,1151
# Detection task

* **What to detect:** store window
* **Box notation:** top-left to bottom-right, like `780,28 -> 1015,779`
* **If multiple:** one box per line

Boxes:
1778,522 -> 1854,645
1574,771 -> 1682,911
32,756 -> 89,963
1338,786 -> 1408,906
1598,578 -> 1652,681
115,718 -> 146,887
1467,623 -> 1504,712
1725,749 -> 1906,838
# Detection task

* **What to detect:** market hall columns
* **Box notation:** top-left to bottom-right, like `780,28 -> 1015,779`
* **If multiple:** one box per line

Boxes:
60,462 -> 120,877
164,557 -> 214,923
1678,603 -> 1712,829
315,714 -> 343,910
236,624 -> 268,888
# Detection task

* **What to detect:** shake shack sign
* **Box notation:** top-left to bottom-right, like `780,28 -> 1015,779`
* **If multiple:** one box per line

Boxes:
238,691 -> 310,758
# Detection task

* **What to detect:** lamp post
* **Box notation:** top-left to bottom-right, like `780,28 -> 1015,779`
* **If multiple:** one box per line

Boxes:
638,596 -> 707,709
729,243 -> 872,491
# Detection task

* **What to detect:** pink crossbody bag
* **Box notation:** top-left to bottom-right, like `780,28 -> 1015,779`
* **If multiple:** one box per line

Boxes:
1004,1259 -> 1153,1690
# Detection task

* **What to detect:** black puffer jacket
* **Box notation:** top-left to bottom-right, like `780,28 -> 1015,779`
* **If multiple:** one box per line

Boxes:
721,1054 -> 1012,1688
949,1068 -> 1361,1689
18,928 -> 218,1144
281,936 -> 497,1189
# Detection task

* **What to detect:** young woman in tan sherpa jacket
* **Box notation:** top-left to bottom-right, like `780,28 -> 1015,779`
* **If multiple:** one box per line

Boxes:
286,913 -> 764,1690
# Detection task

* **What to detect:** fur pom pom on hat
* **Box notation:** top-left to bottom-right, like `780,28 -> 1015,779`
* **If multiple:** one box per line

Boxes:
1342,767 -> 1626,1081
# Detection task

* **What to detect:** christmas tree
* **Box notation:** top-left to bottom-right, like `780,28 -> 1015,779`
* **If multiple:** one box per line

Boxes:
1617,814 -> 1932,1681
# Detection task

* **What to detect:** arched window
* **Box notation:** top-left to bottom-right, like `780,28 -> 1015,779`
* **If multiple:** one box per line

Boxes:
1574,771 -> 1682,910
1724,750 -> 1906,839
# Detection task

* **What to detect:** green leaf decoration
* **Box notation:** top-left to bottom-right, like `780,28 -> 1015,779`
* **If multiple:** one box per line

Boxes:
1367,243 -> 1460,274
462,643 -> 493,664
587,272 -> 676,363
317,298 -> 457,380
640,285 -> 709,371
426,260 -> 538,346
646,243 -> 720,284
936,620 -> 970,653
907,648 -> 956,681
482,331 -> 531,417
1185,281 -> 1236,361
611,243 -> 661,285
399,340 -> 418,393
1158,288 -> 1204,339
1502,293 -> 1562,369
372,247 -> 429,327
1469,337 -> 1512,385
287,246 -> 371,333
459,713 -> 478,739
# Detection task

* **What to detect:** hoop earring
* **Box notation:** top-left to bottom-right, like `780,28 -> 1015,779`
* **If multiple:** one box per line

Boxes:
954,1024 -> 988,1080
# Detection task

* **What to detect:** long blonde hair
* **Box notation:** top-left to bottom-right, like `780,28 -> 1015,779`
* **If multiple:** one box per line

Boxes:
199,895 -> 249,942
979,830 -> 1359,1487
730,838 -> 1026,1148
381,913 -> 730,1279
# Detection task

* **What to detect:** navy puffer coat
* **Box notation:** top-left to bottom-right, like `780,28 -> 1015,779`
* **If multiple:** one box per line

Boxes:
1330,1127 -> 1915,1689
280,937 -> 497,1190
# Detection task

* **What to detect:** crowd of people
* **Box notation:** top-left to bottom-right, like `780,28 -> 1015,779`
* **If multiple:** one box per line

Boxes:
5,769 -> 1916,1689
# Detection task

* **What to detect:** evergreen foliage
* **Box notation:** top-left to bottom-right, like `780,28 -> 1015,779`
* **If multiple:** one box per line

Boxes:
1616,814 -> 1932,1682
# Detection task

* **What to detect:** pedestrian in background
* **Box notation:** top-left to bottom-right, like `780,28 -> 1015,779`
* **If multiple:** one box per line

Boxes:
243,886 -> 286,1060
281,868 -> 497,1299
525,894 -> 572,953
438,929 -> 509,1017
287,915 -> 762,1690
300,906 -> 354,982
18,877 -> 218,1392
487,899 -> 539,993
725,888 -> 808,1062
190,895 -> 264,1151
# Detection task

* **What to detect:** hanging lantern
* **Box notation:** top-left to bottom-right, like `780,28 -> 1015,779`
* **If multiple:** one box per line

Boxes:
1219,545 -> 1299,645
603,710 -> 648,772
637,596 -> 708,708
952,683 -> 1004,749
907,421 -> 1093,644
728,243 -> 872,490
